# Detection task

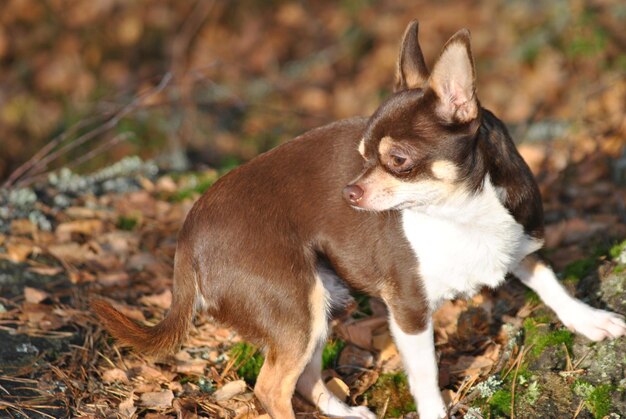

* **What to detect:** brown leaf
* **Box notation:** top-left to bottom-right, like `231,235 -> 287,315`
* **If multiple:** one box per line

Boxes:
10,219 -> 37,236
174,357 -> 207,376
56,219 -> 104,242
450,354 -> 495,376
156,176 -> 177,193
47,242 -> 97,264
139,290 -> 172,309
65,206 -> 100,219
119,394 -> 137,418
24,287 -> 49,304
140,390 -> 174,409
213,380 -> 247,401
338,317 -> 386,349
4,238 -> 35,262
102,368 -> 129,384
371,328 -> 398,363
338,345 -> 374,371
97,271 -> 130,287
28,265 -> 63,276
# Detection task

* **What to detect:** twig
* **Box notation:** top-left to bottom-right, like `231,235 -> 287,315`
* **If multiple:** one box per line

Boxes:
6,73 -> 172,189
379,396 -> 390,419
572,399 -> 585,418
2,115 -> 104,189
24,131 -> 135,187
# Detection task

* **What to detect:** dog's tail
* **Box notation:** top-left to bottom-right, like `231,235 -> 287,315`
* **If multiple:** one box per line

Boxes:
91,250 -> 196,357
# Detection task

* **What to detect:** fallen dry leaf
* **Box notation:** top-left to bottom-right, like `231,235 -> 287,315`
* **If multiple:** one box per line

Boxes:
139,290 -> 172,309
119,393 -> 137,418
175,357 -> 207,376
47,242 -> 97,264
338,317 -> 386,349
372,328 -> 398,363
450,355 -> 495,376
140,390 -> 174,409
10,219 -> 37,236
4,238 -> 34,262
24,286 -> 49,304
213,380 -> 247,401
28,265 -> 64,276
55,219 -> 104,242
97,271 -> 130,286
338,345 -> 374,371
102,368 -> 129,384
138,364 -> 173,382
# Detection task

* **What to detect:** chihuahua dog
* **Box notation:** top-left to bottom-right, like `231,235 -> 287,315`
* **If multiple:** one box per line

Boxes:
93,21 -> 626,419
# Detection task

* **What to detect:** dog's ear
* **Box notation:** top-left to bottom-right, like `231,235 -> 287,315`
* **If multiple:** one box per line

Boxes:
428,29 -> 478,123
394,20 -> 429,92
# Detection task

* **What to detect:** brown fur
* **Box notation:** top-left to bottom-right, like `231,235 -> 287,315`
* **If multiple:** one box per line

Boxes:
91,243 -> 196,357
92,20 -> 545,418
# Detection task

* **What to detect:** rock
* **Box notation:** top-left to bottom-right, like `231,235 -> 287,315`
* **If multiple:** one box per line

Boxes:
0,330 -> 71,373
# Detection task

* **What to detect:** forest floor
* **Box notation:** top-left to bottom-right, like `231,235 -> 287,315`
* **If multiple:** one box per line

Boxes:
1,1 -> 626,418
1,134 -> 626,419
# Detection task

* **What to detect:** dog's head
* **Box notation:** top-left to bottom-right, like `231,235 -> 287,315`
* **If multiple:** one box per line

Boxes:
343,21 -> 482,211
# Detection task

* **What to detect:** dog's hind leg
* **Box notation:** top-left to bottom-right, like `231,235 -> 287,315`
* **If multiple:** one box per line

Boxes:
296,343 -> 376,419
513,254 -> 626,341
254,275 -> 330,419
254,346 -> 306,419
296,271 -> 375,418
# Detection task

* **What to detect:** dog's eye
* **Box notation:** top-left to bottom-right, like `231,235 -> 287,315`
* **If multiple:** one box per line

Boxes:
391,155 -> 406,167
387,153 -> 413,174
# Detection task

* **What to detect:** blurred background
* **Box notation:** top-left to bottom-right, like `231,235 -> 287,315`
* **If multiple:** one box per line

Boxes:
1,0 -> 623,179
1,2 -> 626,416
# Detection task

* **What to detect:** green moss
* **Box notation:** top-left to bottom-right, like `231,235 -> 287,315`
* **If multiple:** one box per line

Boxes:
588,384 -> 615,418
229,342 -> 264,385
524,289 -> 541,304
489,389 -> 512,416
116,215 -> 138,231
365,372 -> 415,417
574,380 -> 616,419
171,176 -> 217,202
322,339 -> 346,370
563,258 -> 596,283
609,239 -> 626,261
523,317 -> 573,357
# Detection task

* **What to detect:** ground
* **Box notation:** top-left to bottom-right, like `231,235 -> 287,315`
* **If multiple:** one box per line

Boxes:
1,159 -> 626,418
1,1 -> 625,418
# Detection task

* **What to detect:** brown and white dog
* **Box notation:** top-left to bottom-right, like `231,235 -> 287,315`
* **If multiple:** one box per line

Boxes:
93,21 -> 626,419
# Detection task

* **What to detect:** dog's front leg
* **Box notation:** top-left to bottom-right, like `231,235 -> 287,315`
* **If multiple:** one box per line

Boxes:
389,313 -> 447,419
513,254 -> 626,341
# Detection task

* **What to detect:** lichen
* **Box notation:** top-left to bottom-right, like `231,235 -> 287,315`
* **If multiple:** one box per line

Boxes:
475,376 -> 503,398
463,406 -> 483,418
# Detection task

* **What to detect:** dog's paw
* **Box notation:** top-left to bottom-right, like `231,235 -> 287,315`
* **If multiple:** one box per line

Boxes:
560,302 -> 626,341
418,400 -> 448,419
342,406 -> 377,419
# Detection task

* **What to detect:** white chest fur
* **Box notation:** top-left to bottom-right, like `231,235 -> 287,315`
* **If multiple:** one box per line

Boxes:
401,178 -> 541,308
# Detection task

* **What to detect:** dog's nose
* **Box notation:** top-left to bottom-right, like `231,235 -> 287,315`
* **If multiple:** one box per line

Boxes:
343,184 -> 364,204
